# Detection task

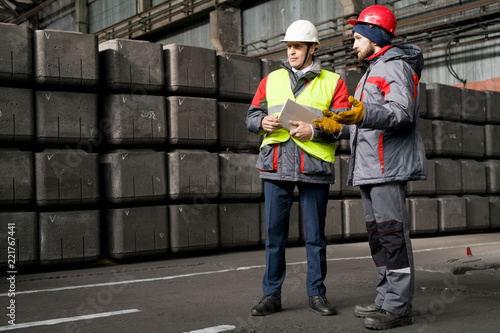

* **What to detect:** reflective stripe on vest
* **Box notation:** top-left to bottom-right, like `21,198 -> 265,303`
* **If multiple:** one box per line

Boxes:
261,68 -> 340,163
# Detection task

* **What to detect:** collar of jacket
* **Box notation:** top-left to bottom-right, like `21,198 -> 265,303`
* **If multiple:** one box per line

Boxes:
282,55 -> 322,79
365,45 -> 393,63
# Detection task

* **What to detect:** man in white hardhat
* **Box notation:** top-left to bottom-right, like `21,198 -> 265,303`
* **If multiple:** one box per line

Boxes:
246,19 -> 351,316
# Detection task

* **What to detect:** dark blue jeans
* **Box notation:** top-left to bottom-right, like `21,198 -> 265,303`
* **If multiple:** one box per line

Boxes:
262,180 -> 329,297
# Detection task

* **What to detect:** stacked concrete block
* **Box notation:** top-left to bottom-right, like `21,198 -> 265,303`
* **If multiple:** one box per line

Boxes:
432,120 -> 462,156
167,149 -> 219,200
409,198 -> 438,235
484,125 -> 500,158
217,52 -> 261,101
218,101 -> 261,149
169,204 -> 219,253
99,39 -> 164,92
219,152 -> 262,199
464,196 -> 490,231
434,159 -> 461,195
219,203 -> 260,248
426,83 -> 462,121
163,44 -> 217,96
105,206 -> 169,260
260,201 -> 301,245
461,123 -> 484,158
34,30 -> 98,87
35,149 -> 99,206
489,197 -> 500,229
419,82 -> 428,118
0,23 -> 32,82
407,159 -> 435,196
342,199 -> 367,239
437,196 -> 467,232
461,88 -> 486,124
325,200 -> 343,241
0,150 -> 34,206
485,160 -> 500,194
166,96 -> 217,146
39,210 -> 100,265
0,87 -> 35,143
485,91 -> 500,124
460,160 -> 486,194
261,58 -> 282,77
100,149 -> 167,204
0,212 -> 38,267
102,94 -> 167,145
35,91 -> 98,144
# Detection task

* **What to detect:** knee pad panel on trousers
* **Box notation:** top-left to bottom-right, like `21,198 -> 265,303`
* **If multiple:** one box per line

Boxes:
377,220 -> 409,270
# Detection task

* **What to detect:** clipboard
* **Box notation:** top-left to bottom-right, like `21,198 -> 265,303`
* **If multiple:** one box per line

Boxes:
277,99 -> 319,131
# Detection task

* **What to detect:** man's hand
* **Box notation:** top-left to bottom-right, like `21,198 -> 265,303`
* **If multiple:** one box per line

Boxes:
312,110 -> 342,135
261,115 -> 282,132
289,120 -> 312,141
330,96 -> 364,125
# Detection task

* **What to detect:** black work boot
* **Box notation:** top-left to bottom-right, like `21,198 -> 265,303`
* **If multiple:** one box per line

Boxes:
353,303 -> 382,318
251,295 -> 282,316
309,294 -> 336,316
364,309 -> 412,330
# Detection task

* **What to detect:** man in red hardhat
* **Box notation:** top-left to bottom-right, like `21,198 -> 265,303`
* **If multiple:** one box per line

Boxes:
247,19 -> 350,316
314,5 -> 426,330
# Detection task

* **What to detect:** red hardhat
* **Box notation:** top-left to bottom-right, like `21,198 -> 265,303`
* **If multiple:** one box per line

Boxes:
348,5 -> 397,36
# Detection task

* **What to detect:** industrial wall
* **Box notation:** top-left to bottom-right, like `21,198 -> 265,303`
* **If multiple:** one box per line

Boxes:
0,22 -> 499,270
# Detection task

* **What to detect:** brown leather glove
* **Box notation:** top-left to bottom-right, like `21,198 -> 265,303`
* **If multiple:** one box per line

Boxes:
330,96 -> 364,125
312,109 -> 342,135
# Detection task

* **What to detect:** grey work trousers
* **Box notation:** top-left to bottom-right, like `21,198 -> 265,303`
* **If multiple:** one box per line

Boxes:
360,181 -> 414,317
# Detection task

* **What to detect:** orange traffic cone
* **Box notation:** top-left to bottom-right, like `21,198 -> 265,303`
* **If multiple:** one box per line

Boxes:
466,247 -> 473,256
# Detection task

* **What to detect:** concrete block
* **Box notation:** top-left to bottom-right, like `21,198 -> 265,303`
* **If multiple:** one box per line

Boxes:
35,149 -> 99,206
338,68 -> 365,97
325,199 -> 343,241
464,195 -> 490,231
0,150 -> 34,206
99,39 -> 163,92
461,123 -> 484,158
167,149 -> 219,200
0,87 -> 35,142
328,157 -> 341,197
101,149 -> 166,204
34,30 -> 98,87
39,210 -> 100,265
218,101 -> 261,149
260,201 -> 301,245
485,160 -> 500,194
35,91 -> 98,144
163,44 -> 217,95
219,203 -> 260,248
437,196 -> 467,232
219,152 -> 262,199
489,196 -> 500,229
102,94 -> 166,145
0,23 -> 32,82
261,58 -> 282,77
409,197 -> 438,235
166,96 -> 217,146
407,158 -> 435,196
434,158 -> 461,195
484,125 -> 500,158
169,204 -> 219,253
419,82 -> 427,118
343,199 -> 367,239
432,120 -> 462,156
0,211 -> 38,267
426,83 -> 461,121
485,91 -> 500,124
461,88 -> 486,124
461,160 -> 486,195
105,206 -> 168,260
217,52 -> 261,101
339,155 -> 360,197
418,118 -> 433,156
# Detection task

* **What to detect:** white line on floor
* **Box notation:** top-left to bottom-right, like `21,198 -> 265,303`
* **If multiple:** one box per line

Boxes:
182,325 -> 237,333
1,241 -> 499,297
0,309 -> 141,331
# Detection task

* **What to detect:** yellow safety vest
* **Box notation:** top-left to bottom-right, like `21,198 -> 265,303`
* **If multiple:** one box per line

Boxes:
261,68 -> 340,163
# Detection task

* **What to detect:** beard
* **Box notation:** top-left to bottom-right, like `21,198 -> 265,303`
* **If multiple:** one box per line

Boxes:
357,44 -> 376,63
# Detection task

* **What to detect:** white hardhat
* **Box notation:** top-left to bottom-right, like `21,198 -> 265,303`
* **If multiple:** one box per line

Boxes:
281,20 -> 320,45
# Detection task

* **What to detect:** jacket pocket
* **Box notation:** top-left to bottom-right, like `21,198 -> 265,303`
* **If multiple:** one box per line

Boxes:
257,144 -> 278,172
300,151 -> 332,175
